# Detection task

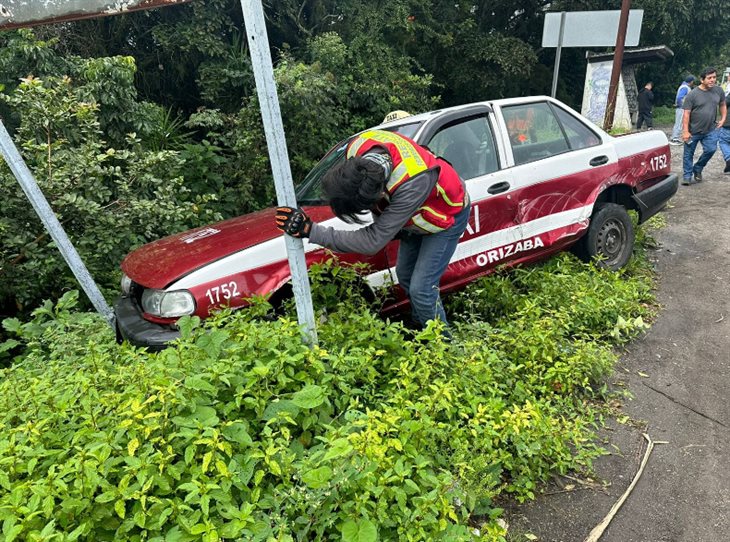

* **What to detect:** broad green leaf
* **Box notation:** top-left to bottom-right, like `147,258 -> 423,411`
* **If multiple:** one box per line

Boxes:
184,376 -> 217,393
127,438 -> 140,456
164,526 -> 186,542
95,491 -> 117,503
115,500 -> 126,519
177,316 -> 201,338
0,339 -> 19,353
301,466 -> 332,489
292,385 -> 325,409
190,523 -> 208,535
219,520 -> 245,539
173,406 -> 219,428
323,438 -> 353,462
1,318 -> 21,334
262,400 -> 300,421
222,422 -> 253,446
342,519 -> 378,542
4,525 -> 23,542
202,452 -> 213,473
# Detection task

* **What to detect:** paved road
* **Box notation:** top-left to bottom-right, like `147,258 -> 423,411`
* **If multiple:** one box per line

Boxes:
508,134 -> 730,542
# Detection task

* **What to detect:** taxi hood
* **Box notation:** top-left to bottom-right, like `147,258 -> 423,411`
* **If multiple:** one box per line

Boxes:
121,206 -> 330,289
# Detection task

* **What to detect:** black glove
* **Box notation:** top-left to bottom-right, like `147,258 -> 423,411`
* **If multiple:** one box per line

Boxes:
275,206 -> 312,238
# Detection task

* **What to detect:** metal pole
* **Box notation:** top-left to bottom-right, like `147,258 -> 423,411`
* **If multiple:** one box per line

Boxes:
603,0 -> 631,131
239,0 -> 318,345
0,120 -> 115,327
550,11 -> 566,98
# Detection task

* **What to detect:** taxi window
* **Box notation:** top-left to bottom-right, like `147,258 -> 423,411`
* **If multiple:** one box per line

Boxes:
552,106 -> 601,150
503,102 -> 570,166
426,115 -> 499,180
296,122 -> 424,204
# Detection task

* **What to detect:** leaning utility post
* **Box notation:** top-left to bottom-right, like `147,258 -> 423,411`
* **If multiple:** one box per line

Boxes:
603,0 -> 632,131
238,0 -> 318,345
0,123 -> 116,327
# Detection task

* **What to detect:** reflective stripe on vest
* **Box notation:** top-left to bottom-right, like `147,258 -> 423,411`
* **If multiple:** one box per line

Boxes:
412,206 -> 448,233
436,183 -> 463,207
411,213 -> 446,233
347,130 -> 428,192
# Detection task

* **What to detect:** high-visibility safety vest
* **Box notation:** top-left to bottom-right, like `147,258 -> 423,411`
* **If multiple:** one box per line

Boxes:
346,130 -> 467,233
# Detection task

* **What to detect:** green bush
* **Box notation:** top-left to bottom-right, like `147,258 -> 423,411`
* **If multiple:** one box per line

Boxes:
0,250 -> 656,541
0,53 -> 223,313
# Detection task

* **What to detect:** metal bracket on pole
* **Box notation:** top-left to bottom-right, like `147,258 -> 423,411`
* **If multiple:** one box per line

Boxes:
550,12 -> 567,98
0,120 -> 116,328
239,0 -> 318,345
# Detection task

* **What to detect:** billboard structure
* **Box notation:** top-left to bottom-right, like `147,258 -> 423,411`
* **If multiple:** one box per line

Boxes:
582,46 -> 674,130
542,9 -> 643,99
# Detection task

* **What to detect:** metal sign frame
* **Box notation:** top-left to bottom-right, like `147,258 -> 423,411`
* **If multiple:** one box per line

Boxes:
0,1 -> 192,30
542,9 -> 643,100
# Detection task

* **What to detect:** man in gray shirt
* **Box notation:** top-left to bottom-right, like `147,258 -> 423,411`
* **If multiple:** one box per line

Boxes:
681,67 -> 727,185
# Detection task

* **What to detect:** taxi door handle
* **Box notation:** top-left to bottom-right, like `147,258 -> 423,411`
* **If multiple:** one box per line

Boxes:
590,155 -> 609,167
488,181 -> 510,195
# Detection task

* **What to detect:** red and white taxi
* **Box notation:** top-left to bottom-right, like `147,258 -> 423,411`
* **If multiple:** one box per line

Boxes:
115,96 -> 678,348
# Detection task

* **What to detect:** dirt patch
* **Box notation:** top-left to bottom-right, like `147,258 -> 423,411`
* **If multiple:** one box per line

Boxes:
506,127 -> 730,542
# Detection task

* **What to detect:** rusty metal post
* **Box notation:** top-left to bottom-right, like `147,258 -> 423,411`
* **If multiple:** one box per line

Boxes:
603,0 -> 632,131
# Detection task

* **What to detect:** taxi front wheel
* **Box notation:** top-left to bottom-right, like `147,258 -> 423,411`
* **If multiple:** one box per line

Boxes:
578,203 -> 635,271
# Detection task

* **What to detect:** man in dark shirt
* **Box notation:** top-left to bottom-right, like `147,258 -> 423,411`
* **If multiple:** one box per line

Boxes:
682,67 -> 727,185
636,82 -> 654,130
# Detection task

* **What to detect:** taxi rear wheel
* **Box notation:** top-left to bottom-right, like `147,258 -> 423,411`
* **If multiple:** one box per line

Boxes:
578,203 -> 635,270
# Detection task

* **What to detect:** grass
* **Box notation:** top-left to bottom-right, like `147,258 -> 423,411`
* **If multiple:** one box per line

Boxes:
652,105 -> 675,125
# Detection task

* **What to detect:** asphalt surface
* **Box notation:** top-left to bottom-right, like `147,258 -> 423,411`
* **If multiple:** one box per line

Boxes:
507,129 -> 730,542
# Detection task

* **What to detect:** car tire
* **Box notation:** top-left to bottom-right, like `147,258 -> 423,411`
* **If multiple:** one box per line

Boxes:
578,203 -> 635,270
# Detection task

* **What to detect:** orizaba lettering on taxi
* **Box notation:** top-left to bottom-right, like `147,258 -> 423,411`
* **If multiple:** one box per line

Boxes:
475,237 -> 544,267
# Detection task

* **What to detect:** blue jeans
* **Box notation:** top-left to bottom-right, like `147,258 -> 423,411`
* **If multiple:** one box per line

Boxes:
683,130 -> 719,179
671,108 -> 684,141
719,127 -> 730,162
396,202 -> 470,327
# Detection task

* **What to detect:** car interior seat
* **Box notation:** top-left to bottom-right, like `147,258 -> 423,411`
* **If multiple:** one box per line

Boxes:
441,140 -> 479,180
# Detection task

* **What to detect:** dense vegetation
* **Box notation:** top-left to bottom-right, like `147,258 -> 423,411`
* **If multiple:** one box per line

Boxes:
0,249 -> 656,541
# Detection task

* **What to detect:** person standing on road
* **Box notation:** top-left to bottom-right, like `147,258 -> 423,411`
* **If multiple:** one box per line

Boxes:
681,67 -> 727,185
670,76 -> 695,145
636,81 -> 654,130
275,129 -> 470,330
719,92 -> 730,175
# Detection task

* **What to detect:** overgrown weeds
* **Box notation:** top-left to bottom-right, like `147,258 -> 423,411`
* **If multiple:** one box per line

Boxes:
0,241 -> 658,541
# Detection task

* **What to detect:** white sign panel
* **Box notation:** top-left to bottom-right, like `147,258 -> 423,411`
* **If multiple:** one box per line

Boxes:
542,10 -> 643,48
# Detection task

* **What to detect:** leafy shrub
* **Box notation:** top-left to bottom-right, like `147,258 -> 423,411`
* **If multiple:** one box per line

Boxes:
0,249 -> 656,541
0,58 -> 222,313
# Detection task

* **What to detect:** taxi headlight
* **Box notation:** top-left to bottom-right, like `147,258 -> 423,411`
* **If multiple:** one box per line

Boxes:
121,273 -> 133,295
141,289 -> 195,318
